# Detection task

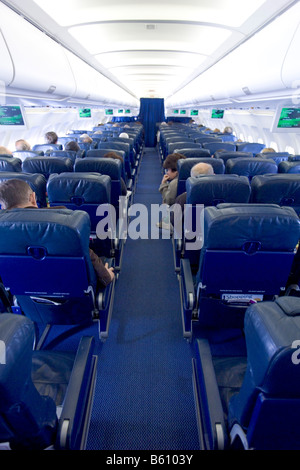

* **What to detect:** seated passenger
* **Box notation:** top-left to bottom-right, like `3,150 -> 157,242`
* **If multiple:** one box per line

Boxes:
0,146 -> 12,155
223,126 -> 233,134
262,147 -> 276,153
45,131 -> 58,144
65,140 -> 80,152
0,179 -> 114,287
175,162 -> 215,210
159,153 -> 186,206
119,132 -> 129,139
15,139 -> 31,151
80,133 -> 93,144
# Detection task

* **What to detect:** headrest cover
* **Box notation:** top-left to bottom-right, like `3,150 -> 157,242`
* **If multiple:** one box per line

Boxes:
47,172 -> 111,203
22,157 -> 73,176
203,204 -> 300,251
74,157 -> 122,179
226,157 -> 278,175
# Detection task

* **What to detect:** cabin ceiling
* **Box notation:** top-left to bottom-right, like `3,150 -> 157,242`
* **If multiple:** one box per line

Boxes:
2,0 -> 298,101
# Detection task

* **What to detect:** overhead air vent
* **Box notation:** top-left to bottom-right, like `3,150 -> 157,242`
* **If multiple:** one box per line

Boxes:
146,24 -> 156,30
47,85 -> 56,94
242,86 -> 251,95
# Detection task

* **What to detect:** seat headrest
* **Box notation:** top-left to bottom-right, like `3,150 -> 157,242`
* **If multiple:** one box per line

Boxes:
74,157 -> 122,179
244,297 -> 300,396
0,208 -> 91,257
226,157 -> 278,176
22,157 -> 73,178
0,157 -> 22,172
250,174 -> 300,206
47,172 -> 111,204
0,172 -> 47,207
186,175 -> 251,205
203,204 -> 300,251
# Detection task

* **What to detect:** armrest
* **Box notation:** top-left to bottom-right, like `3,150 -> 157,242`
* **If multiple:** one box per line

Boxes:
193,339 -> 228,450
56,336 -> 97,450
180,258 -> 195,310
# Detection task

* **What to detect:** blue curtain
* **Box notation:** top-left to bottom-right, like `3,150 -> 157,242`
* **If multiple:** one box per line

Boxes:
138,98 -> 165,147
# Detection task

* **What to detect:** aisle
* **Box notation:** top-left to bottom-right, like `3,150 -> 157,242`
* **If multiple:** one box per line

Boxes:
86,147 -> 200,450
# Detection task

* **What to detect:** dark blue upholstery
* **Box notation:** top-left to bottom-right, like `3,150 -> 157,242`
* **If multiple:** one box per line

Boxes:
0,172 -> 47,207
176,158 -> 225,195
174,148 -> 211,158
278,161 -> 300,173
202,142 -> 236,154
228,297 -> 300,449
226,157 -> 278,179
214,151 -> 252,164
49,150 -> 84,162
193,297 -> 300,449
98,141 -> 133,180
186,175 -> 251,206
256,152 -> 290,165
0,208 -> 115,336
0,313 -> 97,450
12,150 -> 44,161
194,136 -> 222,144
86,149 -> 127,183
235,142 -> 266,155
22,157 -> 73,179
168,142 -> 201,154
250,173 -> 300,214
0,157 -> 22,172
195,204 -> 300,327
74,157 -> 122,208
32,143 -> 62,152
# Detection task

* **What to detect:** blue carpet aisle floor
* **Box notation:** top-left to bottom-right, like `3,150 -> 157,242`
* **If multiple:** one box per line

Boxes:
85,147 -> 200,450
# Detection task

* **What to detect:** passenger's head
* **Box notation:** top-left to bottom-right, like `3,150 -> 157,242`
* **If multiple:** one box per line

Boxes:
45,131 -> 58,144
0,146 -> 12,155
262,147 -> 276,153
163,153 -> 186,180
15,139 -> 31,151
103,151 -> 124,163
191,162 -> 214,177
223,126 -> 233,134
80,133 -> 93,143
65,140 -> 80,152
119,132 -> 129,139
0,179 -> 37,209
93,130 -> 102,134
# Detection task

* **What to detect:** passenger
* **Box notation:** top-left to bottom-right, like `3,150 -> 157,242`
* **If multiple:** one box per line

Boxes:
65,140 -> 80,152
80,133 -> 93,144
15,139 -> 31,151
119,132 -> 129,139
0,179 -> 114,287
103,151 -> 127,196
262,147 -> 276,153
173,162 -> 215,215
223,126 -> 233,134
93,130 -> 103,134
45,131 -> 58,144
0,146 -> 12,155
159,153 -> 186,206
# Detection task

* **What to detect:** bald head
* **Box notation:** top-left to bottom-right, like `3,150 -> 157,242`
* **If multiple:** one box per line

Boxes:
190,162 -> 214,178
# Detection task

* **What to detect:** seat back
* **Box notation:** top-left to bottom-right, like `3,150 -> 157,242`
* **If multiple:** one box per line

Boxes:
226,157 -> 278,180
196,204 -> 300,327
174,148 -> 211,158
168,142 -> 201,154
32,143 -> 63,152
74,157 -> 122,208
98,141 -> 132,179
0,172 -> 47,207
228,297 -> 300,449
256,152 -> 290,165
235,142 -> 266,155
0,314 -> 57,449
49,150 -> 84,162
0,208 -> 97,324
22,157 -> 73,180
202,142 -> 236,154
47,172 -> 111,231
250,174 -> 300,214
12,150 -> 44,161
214,151 -> 252,164
86,149 -> 127,183
278,161 -> 300,173
176,158 -> 225,195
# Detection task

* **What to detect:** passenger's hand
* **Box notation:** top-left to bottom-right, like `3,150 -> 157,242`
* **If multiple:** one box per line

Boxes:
161,173 -> 170,184
105,263 -> 115,281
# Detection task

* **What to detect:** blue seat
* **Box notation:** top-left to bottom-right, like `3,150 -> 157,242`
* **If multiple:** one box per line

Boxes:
174,148 -> 211,158
176,158 -> 225,195
250,174 -> 300,214
0,313 -> 97,450
32,143 -> 63,152
0,208 -> 115,340
278,161 -> 300,173
235,142 -> 266,156
214,151 -> 252,164
194,136 -> 222,144
12,150 -> 44,161
226,157 -> 278,180
0,172 -> 47,207
203,142 -> 236,154
49,150 -> 85,162
86,149 -> 128,187
0,157 -> 22,172
193,297 -> 300,449
22,157 -> 73,180
168,141 -> 201,155
256,152 -> 290,165
179,204 -> 300,336
98,141 -> 134,183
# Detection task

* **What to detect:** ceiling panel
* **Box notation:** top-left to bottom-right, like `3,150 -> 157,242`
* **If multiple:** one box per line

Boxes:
3,0 -> 297,100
